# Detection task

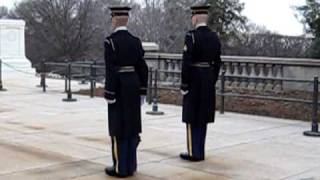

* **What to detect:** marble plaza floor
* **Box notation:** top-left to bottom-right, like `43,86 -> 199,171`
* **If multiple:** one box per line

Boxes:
0,72 -> 320,180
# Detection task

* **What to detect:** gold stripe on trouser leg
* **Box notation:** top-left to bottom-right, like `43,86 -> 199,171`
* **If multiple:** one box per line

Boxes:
187,124 -> 193,157
113,137 -> 119,174
187,125 -> 189,154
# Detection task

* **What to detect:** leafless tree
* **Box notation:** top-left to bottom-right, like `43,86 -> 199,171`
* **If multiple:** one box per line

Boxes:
0,6 -> 8,18
8,0 -> 312,67
11,0 -> 120,66
225,24 -> 312,57
129,0 -> 198,53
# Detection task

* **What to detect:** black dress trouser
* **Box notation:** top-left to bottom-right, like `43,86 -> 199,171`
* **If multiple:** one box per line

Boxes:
111,135 -> 140,176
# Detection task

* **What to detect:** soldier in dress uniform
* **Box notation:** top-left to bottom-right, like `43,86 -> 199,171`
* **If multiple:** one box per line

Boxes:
104,6 -> 148,178
180,4 -> 222,162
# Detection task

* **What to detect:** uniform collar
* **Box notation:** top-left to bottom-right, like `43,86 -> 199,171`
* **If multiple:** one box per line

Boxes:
114,26 -> 128,33
195,23 -> 207,29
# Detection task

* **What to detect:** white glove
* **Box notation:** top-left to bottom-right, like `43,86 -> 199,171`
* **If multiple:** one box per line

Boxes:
107,99 -> 116,104
141,96 -> 146,106
180,90 -> 189,95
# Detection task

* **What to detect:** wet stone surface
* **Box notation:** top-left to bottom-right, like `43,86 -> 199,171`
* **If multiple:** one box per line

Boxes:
0,75 -> 320,180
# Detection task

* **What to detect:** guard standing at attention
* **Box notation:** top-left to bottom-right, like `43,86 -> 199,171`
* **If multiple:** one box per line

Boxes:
104,6 -> 148,178
180,4 -> 222,162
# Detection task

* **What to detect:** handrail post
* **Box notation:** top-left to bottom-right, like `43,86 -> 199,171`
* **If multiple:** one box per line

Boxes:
0,59 -> 7,91
93,60 -> 97,89
304,76 -> 320,137
64,62 -> 68,93
147,67 -> 153,105
90,62 -> 95,98
63,62 -> 77,102
220,70 -> 226,114
37,59 -> 47,90
146,69 -> 164,115
42,60 -> 47,92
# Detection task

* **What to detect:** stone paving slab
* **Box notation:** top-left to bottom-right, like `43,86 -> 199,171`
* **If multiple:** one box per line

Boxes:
0,160 -> 104,180
1,74 -> 320,180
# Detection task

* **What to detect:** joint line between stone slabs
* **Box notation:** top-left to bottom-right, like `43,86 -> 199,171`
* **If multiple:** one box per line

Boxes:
67,141 -> 109,152
220,113 -> 306,124
159,159 -> 233,179
140,141 -> 185,152
226,124 -> 301,136
144,114 -> 181,122
0,159 -> 104,177
278,165 -> 320,180
206,131 -> 300,153
8,132 -> 110,153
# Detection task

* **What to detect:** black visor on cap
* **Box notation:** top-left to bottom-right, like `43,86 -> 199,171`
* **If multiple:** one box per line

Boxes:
191,5 -> 210,16
111,12 -> 129,17
109,6 -> 131,17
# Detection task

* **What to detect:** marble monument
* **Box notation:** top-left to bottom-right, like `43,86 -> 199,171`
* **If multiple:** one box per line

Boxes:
0,19 -> 34,75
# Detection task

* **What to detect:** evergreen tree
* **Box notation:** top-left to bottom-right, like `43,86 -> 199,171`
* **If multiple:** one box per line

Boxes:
296,0 -> 320,58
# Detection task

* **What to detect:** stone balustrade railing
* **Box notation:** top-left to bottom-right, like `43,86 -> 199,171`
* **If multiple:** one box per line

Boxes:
144,53 -> 320,91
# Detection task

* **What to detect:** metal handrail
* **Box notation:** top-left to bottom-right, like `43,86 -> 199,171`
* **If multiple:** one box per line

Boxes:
40,56 -> 319,136
224,75 -> 314,83
217,92 -> 313,104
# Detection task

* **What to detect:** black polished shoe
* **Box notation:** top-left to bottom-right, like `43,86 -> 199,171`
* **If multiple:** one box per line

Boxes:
104,167 -> 131,178
180,153 -> 204,162
180,153 -> 192,161
104,167 -> 117,177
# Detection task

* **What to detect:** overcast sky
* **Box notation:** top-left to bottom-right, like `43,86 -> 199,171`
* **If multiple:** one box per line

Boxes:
0,0 -> 18,8
240,0 -> 305,35
0,0 -> 306,36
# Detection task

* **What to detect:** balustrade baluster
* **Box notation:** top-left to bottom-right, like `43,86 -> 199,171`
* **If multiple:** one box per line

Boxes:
256,64 -> 266,91
240,63 -> 249,89
265,64 -> 274,91
225,62 -> 232,87
231,63 -> 240,88
273,65 -> 283,92
165,60 -> 172,82
173,60 -> 180,85
248,63 -> 257,90
159,57 -> 165,82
